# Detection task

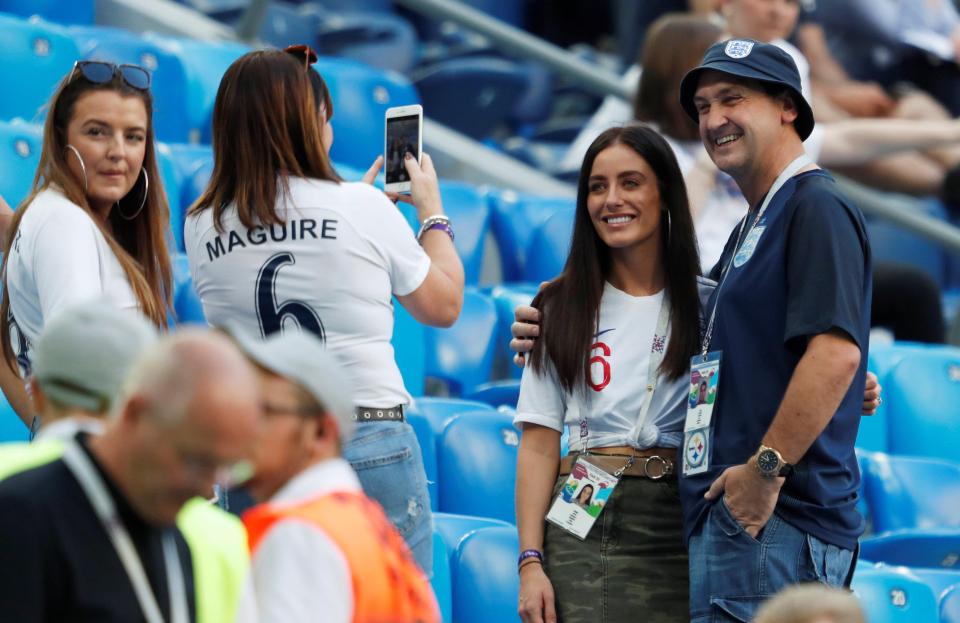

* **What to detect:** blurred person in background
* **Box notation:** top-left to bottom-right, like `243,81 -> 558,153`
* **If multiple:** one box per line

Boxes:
0,59 -> 174,427
753,583 -> 866,623
186,47 -> 464,574
233,330 -> 439,623
0,328 -> 261,622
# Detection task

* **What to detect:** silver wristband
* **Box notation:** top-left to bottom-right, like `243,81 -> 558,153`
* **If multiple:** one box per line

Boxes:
416,214 -> 454,243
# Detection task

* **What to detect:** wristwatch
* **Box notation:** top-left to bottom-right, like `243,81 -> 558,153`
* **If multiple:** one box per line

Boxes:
753,445 -> 794,478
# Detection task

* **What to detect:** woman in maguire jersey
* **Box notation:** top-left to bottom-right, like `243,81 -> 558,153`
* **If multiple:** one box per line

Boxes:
0,61 -> 173,426
185,49 -> 464,574
515,124 -> 709,623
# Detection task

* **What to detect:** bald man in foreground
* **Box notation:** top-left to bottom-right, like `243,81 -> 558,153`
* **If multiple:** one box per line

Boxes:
0,329 -> 262,623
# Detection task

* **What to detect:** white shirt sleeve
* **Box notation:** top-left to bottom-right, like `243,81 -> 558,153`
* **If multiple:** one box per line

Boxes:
352,184 -> 431,297
30,206 -> 111,322
244,521 -> 353,623
514,359 -> 566,432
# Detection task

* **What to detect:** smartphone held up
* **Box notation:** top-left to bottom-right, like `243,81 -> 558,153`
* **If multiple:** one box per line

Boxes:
384,104 -> 423,194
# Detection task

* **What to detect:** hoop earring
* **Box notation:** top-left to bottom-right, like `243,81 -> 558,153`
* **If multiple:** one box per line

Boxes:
117,168 -> 148,221
64,144 -> 88,194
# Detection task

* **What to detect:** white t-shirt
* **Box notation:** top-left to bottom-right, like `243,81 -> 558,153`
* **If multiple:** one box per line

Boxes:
184,178 -> 431,408
515,285 -> 687,451
5,188 -> 137,376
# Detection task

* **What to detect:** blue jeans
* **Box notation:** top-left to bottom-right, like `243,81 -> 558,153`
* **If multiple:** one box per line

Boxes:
688,499 -> 855,622
343,420 -> 433,576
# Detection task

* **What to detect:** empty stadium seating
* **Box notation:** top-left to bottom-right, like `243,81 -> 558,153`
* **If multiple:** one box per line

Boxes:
488,191 -> 572,281
0,14 -> 78,124
884,347 -> 960,461
406,409 -> 438,510
429,528 -> 452,622
425,289 -> 498,396
852,564 -> 940,623
487,282 -> 539,379
170,253 -> 206,325
449,525 -> 520,623
944,585 -> 960,623
464,379 -> 521,408
0,0 -> 93,25
860,530 -> 960,569
0,118 -> 42,209
523,207 -> 574,283
392,301 -> 426,396
0,393 -> 29,443
437,409 -> 518,522
859,452 -> 960,533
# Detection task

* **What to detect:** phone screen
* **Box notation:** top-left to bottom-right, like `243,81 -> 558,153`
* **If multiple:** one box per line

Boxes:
385,114 -> 421,185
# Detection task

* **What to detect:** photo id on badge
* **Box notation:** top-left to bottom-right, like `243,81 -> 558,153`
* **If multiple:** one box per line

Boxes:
546,457 -> 618,540
683,352 -> 720,476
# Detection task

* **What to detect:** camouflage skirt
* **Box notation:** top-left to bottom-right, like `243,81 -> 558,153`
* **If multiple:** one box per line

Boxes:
543,473 -> 688,623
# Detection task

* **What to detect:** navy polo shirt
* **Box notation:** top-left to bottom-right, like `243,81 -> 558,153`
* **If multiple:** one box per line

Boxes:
681,169 -> 872,550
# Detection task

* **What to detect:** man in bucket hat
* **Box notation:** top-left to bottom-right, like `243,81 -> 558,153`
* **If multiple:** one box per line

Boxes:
676,39 -> 872,622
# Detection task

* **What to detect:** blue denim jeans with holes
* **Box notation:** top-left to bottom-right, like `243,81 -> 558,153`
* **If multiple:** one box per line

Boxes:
688,498 -> 855,622
343,420 -> 433,576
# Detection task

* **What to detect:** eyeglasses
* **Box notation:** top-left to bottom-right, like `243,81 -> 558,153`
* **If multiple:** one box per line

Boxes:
283,44 -> 318,70
72,60 -> 151,91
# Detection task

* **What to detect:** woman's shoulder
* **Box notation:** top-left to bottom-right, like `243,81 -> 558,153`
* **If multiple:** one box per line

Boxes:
22,188 -> 96,229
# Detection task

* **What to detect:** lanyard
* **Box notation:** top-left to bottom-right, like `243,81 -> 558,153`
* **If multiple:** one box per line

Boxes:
62,439 -> 189,623
578,294 -> 671,448
700,154 -> 812,357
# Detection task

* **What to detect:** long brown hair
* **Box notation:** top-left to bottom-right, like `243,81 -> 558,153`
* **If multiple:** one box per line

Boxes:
528,125 -> 702,391
634,14 -> 723,141
1,65 -> 173,372
188,49 -> 340,232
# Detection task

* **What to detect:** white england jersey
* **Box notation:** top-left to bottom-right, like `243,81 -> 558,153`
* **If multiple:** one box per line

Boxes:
185,178 -> 431,408
6,187 -> 137,376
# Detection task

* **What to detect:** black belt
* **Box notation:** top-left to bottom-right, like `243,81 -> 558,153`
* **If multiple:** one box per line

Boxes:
353,405 -> 404,422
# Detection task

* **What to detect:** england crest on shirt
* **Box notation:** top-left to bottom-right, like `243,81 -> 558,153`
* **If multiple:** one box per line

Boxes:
725,40 -> 754,59
733,226 -> 765,268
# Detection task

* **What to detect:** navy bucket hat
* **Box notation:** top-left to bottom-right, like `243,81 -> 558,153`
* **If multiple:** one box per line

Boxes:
679,38 -> 815,141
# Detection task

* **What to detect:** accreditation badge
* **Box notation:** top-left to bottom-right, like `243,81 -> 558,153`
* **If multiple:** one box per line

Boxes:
683,352 -> 721,476
546,457 -> 619,540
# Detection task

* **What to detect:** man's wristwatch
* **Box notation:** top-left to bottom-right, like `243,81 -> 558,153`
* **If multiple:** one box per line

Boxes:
752,445 -> 794,478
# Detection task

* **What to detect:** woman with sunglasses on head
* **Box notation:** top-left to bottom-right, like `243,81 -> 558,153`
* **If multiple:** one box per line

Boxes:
0,61 -> 172,427
515,124 -> 710,623
185,48 -> 464,577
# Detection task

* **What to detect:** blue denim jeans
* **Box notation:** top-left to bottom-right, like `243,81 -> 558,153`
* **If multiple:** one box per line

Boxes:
688,499 -> 855,622
343,420 -> 433,576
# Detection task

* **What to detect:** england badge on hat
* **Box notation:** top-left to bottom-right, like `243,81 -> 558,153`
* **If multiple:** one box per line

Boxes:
724,40 -> 754,59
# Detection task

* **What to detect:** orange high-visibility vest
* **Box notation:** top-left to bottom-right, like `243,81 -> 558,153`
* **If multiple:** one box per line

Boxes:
244,490 -> 440,623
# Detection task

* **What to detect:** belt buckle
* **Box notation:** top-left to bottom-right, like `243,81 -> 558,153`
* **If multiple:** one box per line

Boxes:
643,455 -> 668,480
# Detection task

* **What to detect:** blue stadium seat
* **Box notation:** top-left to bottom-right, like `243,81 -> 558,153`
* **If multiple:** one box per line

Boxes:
860,530 -> 960,569
164,143 -> 213,211
429,528 -> 452,623
0,392 -> 29,443
489,193 -> 572,281
465,379 -> 521,409
437,410 -> 518,522
407,397 -> 495,440
852,565 -> 940,623
0,0 -> 94,25
860,452 -> 960,533
884,346 -> 960,461
315,56 -> 420,170
523,207 -> 575,283
433,512 -> 512,558
438,181 -> 490,285
412,56 -> 530,140
425,289 -> 498,396
909,567 -> 960,603
255,2 -> 323,51
0,118 -> 42,209
301,6 -> 418,74
868,200 -> 949,287
451,525 -> 520,623
391,301 -> 425,397
487,282 -> 539,379
170,253 -> 205,326
67,25 -> 192,143
944,585 -> 960,623
173,0 -> 248,21
146,36 -> 251,142
0,14 -> 78,123
155,142 -> 185,251
406,409 -> 438,510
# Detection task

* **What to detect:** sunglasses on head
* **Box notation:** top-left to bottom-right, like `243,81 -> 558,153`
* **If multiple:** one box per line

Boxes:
283,44 -> 318,70
72,60 -> 151,91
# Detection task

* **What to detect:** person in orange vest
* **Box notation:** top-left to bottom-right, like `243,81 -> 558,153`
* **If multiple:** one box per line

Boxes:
232,330 -> 440,623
